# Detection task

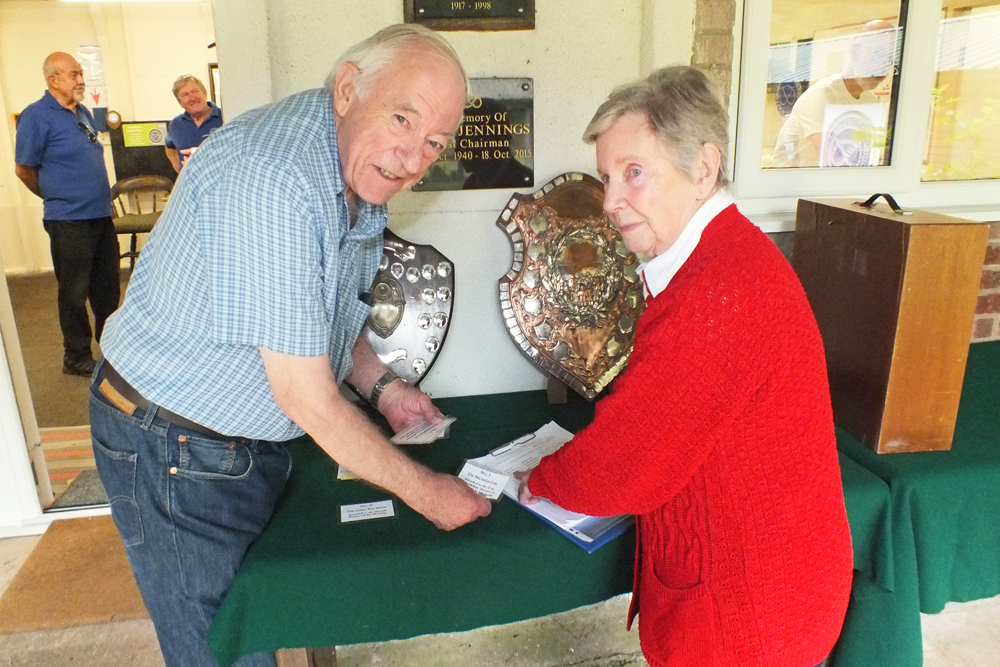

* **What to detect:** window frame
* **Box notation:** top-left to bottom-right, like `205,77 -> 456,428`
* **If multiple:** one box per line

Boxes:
732,0 -> 1000,231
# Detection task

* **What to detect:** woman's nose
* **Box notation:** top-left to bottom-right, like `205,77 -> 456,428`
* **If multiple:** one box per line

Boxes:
603,183 -> 623,215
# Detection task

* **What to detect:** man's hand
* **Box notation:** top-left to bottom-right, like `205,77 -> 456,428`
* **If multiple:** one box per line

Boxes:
377,379 -> 442,433
260,347 -> 490,531
411,470 -> 492,530
14,164 -> 41,198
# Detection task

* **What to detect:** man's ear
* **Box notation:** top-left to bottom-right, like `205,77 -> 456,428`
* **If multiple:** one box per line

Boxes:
693,142 -> 721,198
332,62 -> 361,118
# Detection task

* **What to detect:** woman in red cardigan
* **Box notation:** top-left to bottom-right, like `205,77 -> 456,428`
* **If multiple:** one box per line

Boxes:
518,66 -> 853,667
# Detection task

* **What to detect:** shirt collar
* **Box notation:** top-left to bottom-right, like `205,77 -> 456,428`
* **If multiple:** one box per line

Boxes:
42,90 -> 75,113
183,101 -> 222,123
638,189 -> 735,298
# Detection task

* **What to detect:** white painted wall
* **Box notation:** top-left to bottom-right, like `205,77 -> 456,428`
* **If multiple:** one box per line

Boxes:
212,0 -> 695,398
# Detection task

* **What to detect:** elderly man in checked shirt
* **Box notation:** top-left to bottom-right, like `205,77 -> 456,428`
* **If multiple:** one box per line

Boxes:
89,25 -> 491,667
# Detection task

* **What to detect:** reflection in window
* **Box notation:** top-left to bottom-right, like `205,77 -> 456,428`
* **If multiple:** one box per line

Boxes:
923,2 -> 1000,182
762,2 -> 904,169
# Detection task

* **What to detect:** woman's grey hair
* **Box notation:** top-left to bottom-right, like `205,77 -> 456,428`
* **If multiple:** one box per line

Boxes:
325,24 -> 468,103
172,75 -> 207,99
584,65 -> 730,190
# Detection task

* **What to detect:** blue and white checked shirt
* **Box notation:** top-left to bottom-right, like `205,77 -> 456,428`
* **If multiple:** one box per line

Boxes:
101,89 -> 386,440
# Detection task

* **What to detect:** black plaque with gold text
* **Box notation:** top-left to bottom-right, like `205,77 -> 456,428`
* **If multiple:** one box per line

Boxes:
404,0 -> 534,31
414,78 -> 533,192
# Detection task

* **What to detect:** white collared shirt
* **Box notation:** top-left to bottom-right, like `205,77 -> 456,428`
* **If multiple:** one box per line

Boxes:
638,190 -> 736,298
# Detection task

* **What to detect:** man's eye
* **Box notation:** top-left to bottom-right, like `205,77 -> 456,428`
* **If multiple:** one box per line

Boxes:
428,140 -> 443,151
630,168 -> 641,177
395,115 -> 408,126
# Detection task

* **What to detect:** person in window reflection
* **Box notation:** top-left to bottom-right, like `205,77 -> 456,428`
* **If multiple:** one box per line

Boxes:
164,75 -> 223,172
516,66 -> 852,667
13,52 -> 119,377
770,19 -> 896,168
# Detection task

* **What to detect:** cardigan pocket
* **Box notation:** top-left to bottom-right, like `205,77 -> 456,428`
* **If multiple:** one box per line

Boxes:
638,571 -> 721,667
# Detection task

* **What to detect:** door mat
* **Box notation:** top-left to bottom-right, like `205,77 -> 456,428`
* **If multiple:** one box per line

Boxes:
40,425 -> 96,498
0,516 -> 147,634
49,469 -> 108,509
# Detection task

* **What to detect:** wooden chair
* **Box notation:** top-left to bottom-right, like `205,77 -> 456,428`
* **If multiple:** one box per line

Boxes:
111,175 -> 173,269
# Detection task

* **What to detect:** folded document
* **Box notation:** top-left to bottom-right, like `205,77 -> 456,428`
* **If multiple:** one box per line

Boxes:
469,421 -> 632,552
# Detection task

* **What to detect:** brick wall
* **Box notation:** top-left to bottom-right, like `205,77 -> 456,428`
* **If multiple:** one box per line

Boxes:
973,222 -> 1000,342
693,0 -> 737,106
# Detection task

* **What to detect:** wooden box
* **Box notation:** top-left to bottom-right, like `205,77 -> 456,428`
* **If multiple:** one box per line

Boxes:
793,198 -> 989,453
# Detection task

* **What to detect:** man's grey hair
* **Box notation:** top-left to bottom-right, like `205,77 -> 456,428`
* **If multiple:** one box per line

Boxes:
324,24 -> 468,103
172,75 -> 207,99
584,65 -> 730,190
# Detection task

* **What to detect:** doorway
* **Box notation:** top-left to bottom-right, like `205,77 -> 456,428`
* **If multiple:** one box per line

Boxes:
0,0 -> 217,511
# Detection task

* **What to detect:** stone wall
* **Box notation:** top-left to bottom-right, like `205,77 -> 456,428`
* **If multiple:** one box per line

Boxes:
973,222 -> 1000,342
693,0 -> 736,106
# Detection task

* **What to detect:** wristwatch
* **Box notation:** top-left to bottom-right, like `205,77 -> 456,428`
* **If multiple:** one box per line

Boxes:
369,370 -> 401,410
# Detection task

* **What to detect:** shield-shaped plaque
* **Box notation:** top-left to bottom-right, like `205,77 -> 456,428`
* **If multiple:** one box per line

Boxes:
361,230 -> 455,386
497,173 -> 646,399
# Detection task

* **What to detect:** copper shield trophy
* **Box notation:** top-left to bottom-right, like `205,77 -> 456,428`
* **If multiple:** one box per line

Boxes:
497,172 -> 645,399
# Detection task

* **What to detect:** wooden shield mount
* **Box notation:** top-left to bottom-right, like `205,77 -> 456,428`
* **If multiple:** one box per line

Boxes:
497,172 -> 645,400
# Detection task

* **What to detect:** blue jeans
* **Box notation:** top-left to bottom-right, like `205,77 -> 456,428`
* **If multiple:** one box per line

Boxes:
89,370 -> 292,667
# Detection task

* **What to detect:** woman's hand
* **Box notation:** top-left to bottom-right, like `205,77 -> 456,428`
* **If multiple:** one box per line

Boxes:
514,469 -> 541,505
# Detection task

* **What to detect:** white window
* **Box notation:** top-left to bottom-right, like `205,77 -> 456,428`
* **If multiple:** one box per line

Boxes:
734,0 -> 1000,230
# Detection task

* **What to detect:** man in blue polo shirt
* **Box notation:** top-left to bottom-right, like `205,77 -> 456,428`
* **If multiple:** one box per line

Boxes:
164,75 -> 223,172
15,51 -> 119,377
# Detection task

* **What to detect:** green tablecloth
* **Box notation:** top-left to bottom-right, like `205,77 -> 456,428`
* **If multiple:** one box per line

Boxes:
832,340 -> 1000,667
208,391 -> 635,667
209,342 -> 998,667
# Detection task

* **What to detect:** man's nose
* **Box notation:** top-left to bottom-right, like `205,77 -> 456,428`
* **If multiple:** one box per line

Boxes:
398,137 -> 425,174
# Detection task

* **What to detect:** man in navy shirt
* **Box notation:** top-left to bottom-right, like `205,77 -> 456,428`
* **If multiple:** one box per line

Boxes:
15,52 -> 119,377
164,75 -> 222,172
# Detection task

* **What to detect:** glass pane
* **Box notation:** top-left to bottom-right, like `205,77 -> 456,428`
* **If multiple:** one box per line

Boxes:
762,1 -> 905,169
922,1 -> 1000,182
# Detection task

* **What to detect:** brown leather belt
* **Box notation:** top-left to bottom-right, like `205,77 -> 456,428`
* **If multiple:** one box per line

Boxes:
98,362 -> 230,440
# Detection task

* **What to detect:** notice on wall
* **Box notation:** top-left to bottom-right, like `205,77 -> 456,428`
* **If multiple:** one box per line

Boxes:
122,122 -> 168,147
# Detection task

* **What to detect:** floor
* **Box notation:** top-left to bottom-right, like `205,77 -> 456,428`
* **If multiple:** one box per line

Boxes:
2,533 -> 1000,667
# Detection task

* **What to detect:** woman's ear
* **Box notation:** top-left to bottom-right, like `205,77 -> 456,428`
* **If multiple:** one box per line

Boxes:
332,62 -> 361,119
693,143 -> 721,198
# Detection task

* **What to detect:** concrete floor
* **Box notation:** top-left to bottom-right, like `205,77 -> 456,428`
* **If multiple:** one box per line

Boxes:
2,533 -> 1000,667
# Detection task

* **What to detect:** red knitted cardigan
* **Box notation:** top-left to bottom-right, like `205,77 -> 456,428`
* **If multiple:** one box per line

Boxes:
529,205 -> 853,667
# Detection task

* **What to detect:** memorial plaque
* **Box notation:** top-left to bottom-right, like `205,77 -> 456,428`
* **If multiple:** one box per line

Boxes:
497,173 -> 646,400
414,78 -> 533,192
361,230 -> 456,386
404,0 -> 534,31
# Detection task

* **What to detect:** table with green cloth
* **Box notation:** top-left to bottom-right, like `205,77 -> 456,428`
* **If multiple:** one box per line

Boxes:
207,386 -> 905,667
832,340 -> 1000,667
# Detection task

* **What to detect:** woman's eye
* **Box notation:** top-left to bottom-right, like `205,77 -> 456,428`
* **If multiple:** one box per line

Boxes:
601,174 -> 610,184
